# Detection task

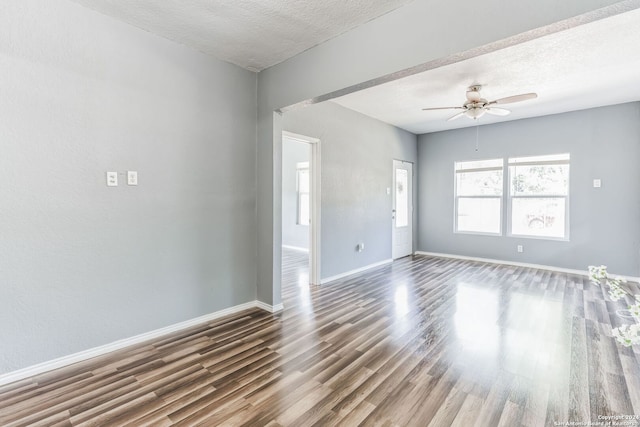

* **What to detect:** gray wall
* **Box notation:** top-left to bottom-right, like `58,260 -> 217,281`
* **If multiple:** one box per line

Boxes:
283,102 -> 417,279
417,103 -> 640,277
1,0 -> 632,375
256,0 -> 628,306
282,138 -> 310,250
0,0 -> 257,374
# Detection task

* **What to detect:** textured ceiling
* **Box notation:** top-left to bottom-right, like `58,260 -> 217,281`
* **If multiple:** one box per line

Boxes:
333,8 -> 640,134
70,0 -> 414,71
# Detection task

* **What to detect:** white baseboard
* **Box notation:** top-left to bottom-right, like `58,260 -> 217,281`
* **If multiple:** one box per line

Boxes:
321,259 -> 393,285
282,245 -> 309,253
0,299 -> 281,387
254,300 -> 285,313
414,251 -> 640,283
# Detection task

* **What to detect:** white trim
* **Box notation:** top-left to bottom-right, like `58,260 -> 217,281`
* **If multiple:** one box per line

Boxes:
0,300 -> 281,387
254,301 -> 284,313
320,259 -> 393,285
414,251 -> 640,283
282,245 -> 309,253
309,138 -> 321,286
283,131 -> 321,286
282,131 -> 320,144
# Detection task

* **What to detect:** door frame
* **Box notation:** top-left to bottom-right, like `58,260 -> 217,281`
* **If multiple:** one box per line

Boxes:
392,159 -> 414,259
282,131 -> 321,285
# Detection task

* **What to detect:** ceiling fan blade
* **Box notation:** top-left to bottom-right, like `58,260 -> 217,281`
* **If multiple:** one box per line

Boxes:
489,93 -> 537,105
422,106 -> 465,111
485,107 -> 510,116
447,112 -> 465,121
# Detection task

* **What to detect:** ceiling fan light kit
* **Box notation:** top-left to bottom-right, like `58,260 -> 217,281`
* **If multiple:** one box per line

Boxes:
464,106 -> 486,120
423,85 -> 538,122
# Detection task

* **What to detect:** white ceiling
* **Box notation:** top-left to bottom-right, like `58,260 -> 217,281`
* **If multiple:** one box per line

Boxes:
332,8 -> 640,134
70,0 -> 414,71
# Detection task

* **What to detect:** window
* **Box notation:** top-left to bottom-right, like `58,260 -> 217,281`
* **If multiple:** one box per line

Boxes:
454,158 -> 503,234
296,162 -> 310,226
508,153 -> 570,239
395,168 -> 409,227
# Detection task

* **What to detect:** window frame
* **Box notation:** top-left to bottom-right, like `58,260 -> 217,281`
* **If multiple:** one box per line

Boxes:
453,158 -> 504,236
507,154 -> 570,241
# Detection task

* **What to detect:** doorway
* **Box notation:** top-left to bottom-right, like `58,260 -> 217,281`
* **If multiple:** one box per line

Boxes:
392,160 -> 413,259
282,131 -> 321,286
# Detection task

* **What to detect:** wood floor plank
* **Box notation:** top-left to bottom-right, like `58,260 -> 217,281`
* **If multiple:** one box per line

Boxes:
2,251 -> 640,426
450,393 -> 484,427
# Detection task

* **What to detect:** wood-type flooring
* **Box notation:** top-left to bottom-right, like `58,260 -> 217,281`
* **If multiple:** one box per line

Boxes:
2,250 -> 640,426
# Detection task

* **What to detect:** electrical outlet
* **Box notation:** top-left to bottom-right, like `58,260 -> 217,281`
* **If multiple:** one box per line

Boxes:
593,179 -> 601,188
517,245 -> 523,253
127,171 -> 138,186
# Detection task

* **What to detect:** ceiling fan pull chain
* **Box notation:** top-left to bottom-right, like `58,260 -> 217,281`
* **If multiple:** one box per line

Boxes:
475,120 -> 480,152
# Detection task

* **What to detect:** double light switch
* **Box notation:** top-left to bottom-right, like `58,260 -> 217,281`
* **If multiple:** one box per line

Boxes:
106,171 -> 138,187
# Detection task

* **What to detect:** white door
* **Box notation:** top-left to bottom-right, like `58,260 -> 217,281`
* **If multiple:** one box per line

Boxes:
392,160 -> 413,259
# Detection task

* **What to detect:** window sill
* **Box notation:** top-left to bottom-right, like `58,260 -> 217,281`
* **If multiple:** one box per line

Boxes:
454,230 -> 502,237
508,233 -> 569,242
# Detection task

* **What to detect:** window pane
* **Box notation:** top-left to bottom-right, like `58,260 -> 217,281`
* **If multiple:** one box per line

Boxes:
299,194 -> 310,226
298,169 -> 309,193
509,153 -> 570,164
297,167 -> 310,226
395,169 -> 408,228
511,198 -> 565,238
457,198 -> 501,234
510,164 -> 569,196
457,170 -> 503,196
455,158 -> 503,171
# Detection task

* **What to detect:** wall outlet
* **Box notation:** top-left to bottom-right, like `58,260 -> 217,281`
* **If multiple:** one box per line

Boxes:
106,171 -> 118,187
593,179 -> 601,188
356,243 -> 365,252
127,171 -> 138,186
517,245 -> 523,253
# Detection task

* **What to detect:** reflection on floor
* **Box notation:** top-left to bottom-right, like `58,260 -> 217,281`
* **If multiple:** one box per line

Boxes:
282,247 -> 311,305
2,253 -> 640,426
278,249 -> 640,425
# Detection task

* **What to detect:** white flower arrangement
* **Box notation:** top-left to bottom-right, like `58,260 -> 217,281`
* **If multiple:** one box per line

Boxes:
588,265 -> 640,347
613,324 -> 640,347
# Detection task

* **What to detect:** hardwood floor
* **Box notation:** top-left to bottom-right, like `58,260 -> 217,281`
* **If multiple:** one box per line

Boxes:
2,251 -> 640,426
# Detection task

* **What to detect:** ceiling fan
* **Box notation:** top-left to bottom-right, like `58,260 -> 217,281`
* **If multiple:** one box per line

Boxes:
422,85 -> 537,121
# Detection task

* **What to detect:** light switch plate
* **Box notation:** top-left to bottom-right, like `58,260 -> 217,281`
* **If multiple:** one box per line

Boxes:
593,179 -> 601,188
127,171 -> 138,186
106,171 -> 118,187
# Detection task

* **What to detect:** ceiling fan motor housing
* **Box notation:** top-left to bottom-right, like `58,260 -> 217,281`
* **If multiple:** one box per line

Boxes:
466,85 -> 483,100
